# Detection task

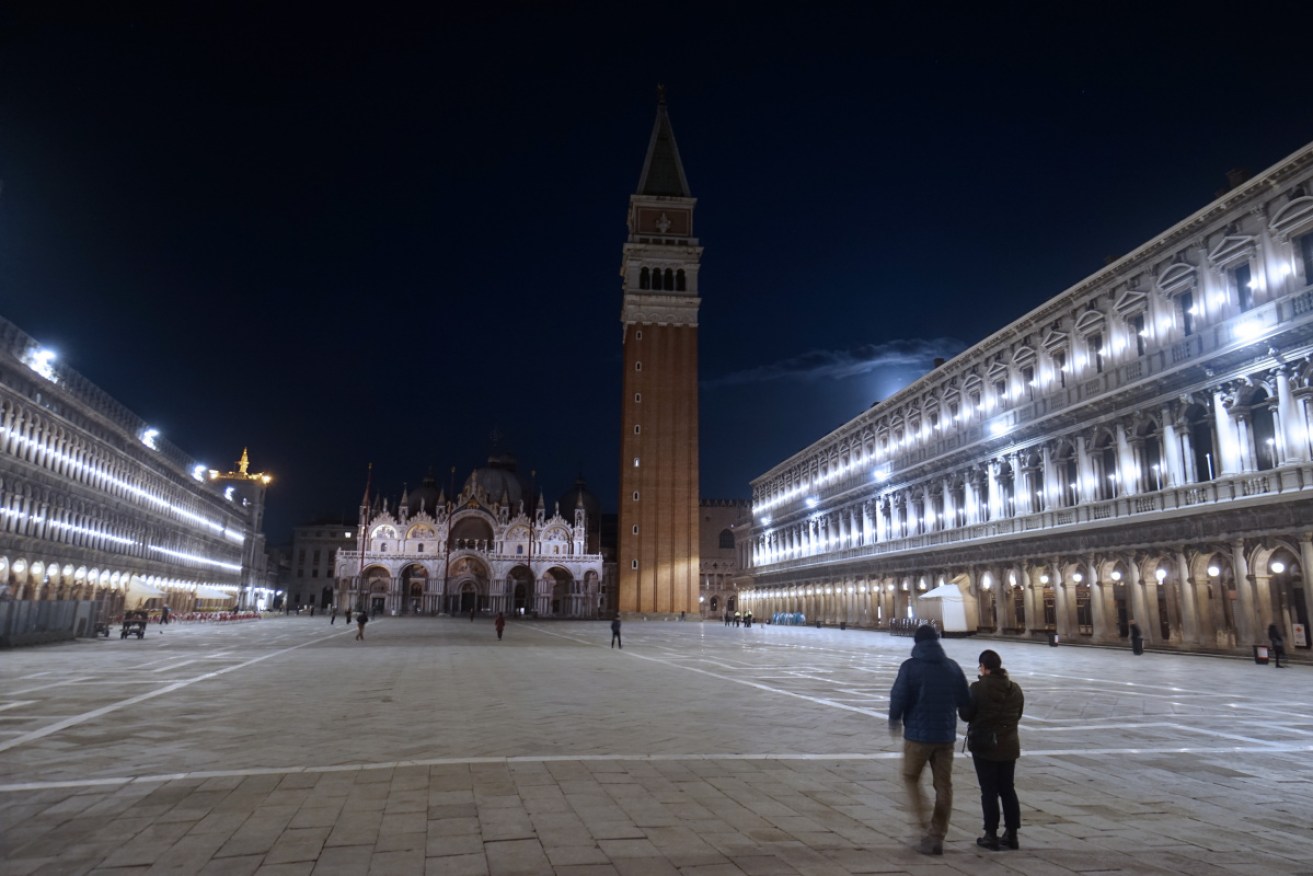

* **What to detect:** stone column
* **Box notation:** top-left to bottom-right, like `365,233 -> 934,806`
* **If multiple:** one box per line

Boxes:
1231,539 -> 1255,646
1214,389 -> 1241,476
1175,549 -> 1199,645
1116,424 -> 1137,496
1276,367 -> 1306,462
1076,436 -> 1094,503
1087,555 -> 1106,641
1162,405 -> 1183,487
1127,561 -> 1148,643
987,461 -> 1001,521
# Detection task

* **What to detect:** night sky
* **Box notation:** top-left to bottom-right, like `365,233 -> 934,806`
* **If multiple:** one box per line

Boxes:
3,4 -> 1312,544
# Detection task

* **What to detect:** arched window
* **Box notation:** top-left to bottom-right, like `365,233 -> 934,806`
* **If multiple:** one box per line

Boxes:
676,269 -> 686,291
640,267 -> 650,290
718,528 -> 734,549
664,268 -> 674,289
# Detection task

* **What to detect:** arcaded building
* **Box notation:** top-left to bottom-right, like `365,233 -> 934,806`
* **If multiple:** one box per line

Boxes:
334,456 -> 605,618
0,315 -> 272,634
741,141 -> 1313,655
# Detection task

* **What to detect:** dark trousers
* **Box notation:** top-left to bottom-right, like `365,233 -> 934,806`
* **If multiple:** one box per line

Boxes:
972,757 -> 1020,833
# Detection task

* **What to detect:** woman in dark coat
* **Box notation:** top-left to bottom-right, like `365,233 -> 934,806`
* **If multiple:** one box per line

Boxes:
959,649 -> 1024,850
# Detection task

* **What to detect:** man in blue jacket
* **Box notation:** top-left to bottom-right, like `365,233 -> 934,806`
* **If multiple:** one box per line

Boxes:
888,624 -> 970,856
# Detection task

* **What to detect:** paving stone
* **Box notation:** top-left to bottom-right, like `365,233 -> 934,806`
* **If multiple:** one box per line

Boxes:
3,617 -> 1313,875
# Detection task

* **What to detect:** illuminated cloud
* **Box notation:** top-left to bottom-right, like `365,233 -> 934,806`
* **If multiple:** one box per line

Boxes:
703,338 -> 965,388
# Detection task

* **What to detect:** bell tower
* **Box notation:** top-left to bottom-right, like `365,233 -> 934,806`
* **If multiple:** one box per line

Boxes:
617,87 -> 702,615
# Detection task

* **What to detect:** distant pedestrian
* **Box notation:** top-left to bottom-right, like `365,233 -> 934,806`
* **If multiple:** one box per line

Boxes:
345,608 -> 353,624
355,610 -> 368,641
888,624 -> 970,856
1268,622 -> 1287,668
611,615 -> 622,649
734,611 -> 741,627
330,606 -> 338,625
959,649 -> 1024,851
724,610 -> 731,627
470,607 -> 476,622
495,612 -> 506,641
1129,619 -> 1144,655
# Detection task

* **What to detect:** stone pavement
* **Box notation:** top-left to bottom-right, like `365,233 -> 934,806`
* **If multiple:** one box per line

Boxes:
1,615 -> 1311,875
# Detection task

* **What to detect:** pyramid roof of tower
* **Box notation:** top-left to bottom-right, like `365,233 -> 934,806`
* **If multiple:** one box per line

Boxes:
637,93 -> 691,198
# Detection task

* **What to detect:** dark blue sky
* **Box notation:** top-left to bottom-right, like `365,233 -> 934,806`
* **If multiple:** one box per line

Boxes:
3,4 -> 1312,543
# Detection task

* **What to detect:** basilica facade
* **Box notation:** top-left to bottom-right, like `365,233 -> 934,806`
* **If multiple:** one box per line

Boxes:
741,141 -> 1313,656
334,456 -> 605,618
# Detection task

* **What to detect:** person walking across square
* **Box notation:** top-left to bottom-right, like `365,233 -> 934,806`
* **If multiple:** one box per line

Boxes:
959,648 -> 1024,851
610,615 -> 622,649
355,610 -> 368,641
888,624 -> 970,856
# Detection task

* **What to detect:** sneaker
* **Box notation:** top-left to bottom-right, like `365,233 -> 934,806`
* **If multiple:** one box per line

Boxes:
917,836 -> 943,856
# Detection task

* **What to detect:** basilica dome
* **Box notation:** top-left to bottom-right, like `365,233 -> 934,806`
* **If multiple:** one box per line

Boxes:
407,474 -> 442,514
466,450 -> 531,507
557,476 -> 599,518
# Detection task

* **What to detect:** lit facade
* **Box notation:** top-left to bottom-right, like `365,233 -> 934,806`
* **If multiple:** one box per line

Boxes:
335,459 -> 604,618
742,142 -> 1313,654
698,499 -> 750,618
0,315 -> 271,622
618,91 -> 702,616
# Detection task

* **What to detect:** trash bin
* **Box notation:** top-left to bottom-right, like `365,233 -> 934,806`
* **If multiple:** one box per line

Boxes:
1253,644 -> 1269,665
839,621 -> 847,630
816,621 -> 823,629
1047,631 -> 1059,647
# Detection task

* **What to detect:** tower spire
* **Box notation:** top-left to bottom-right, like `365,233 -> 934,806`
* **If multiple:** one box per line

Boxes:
636,85 -> 691,198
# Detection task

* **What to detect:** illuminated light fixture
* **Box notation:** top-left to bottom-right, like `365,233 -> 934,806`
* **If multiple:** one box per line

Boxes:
1187,306 -> 1199,316
1246,278 -> 1258,289
1008,572 -> 1017,587
805,497 -> 819,508
192,464 -> 208,482
140,428 -> 160,450
1110,570 -> 1122,581
1072,572 -> 1083,583
1271,560 -> 1286,574
224,486 -> 235,501
989,420 -> 1010,438
1234,320 -> 1265,341
1040,574 -> 1050,584
23,346 -> 59,383
1207,564 -> 1220,577
873,467 -> 891,483
760,515 -> 771,525
1155,568 -> 1167,583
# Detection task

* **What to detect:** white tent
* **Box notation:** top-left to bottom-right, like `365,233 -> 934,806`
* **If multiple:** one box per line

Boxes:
916,583 -> 968,633
195,586 -> 233,601
126,577 -> 165,608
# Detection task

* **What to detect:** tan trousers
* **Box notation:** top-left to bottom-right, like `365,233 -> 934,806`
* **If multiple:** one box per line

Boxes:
901,740 -> 955,841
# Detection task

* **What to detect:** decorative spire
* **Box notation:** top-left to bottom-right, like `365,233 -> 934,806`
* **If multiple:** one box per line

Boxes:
636,86 -> 691,197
